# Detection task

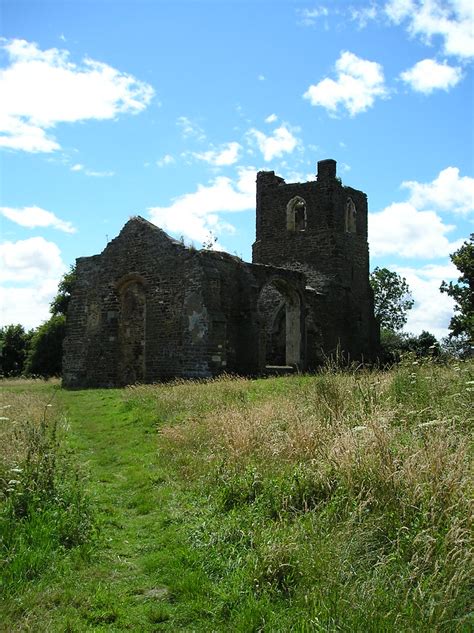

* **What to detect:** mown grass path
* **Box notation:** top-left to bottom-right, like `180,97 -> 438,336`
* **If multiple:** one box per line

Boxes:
4,386 -> 215,631
60,387 -> 218,631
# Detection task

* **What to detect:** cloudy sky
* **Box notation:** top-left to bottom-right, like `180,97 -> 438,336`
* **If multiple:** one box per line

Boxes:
1,0 -> 473,338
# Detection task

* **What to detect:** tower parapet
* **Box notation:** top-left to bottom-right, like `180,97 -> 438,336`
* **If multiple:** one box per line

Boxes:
317,158 -> 337,181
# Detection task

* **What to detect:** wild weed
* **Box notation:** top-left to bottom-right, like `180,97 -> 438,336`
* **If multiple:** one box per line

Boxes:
0,384 -> 96,593
127,359 -> 473,629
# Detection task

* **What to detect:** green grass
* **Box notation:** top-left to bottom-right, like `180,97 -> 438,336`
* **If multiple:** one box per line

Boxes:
1,359 -> 473,631
0,380 -> 95,598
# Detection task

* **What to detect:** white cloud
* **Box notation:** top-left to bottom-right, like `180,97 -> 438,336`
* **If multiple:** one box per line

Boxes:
369,202 -> 461,258
156,154 -> 175,167
297,7 -> 329,26
0,280 -> 60,329
400,58 -> 463,93
298,4 -> 379,29
0,115 -> 60,152
148,167 -> 256,244
176,115 -> 206,141
0,236 -> 67,328
0,38 -> 154,153
372,170 -> 464,337
303,51 -> 388,116
193,142 -> 242,166
70,163 -> 114,177
393,263 -> 458,338
258,74 -> 266,81
0,236 -> 66,283
247,124 -> 300,161
284,171 -> 305,183
402,167 -> 474,215
265,113 -> 278,124
0,205 -> 76,233
385,0 -> 414,22
385,0 -> 474,59
84,169 -> 114,177
369,166 -> 471,261
350,4 -> 379,28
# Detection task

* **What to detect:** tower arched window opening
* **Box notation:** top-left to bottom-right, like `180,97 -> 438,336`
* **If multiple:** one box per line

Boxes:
286,196 -> 307,232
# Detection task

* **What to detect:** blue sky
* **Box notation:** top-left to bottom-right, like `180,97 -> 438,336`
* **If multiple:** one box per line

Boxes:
1,0 -> 473,338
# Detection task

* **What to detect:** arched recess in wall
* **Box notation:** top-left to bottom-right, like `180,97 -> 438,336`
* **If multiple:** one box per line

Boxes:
115,274 -> 147,386
345,197 -> 357,233
286,196 -> 307,232
257,277 -> 303,367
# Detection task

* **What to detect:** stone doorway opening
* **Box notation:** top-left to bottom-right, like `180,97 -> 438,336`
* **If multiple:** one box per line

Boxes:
117,277 -> 146,385
258,278 -> 302,369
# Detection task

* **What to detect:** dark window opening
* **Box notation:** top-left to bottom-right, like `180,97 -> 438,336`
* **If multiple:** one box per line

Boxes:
287,197 -> 307,232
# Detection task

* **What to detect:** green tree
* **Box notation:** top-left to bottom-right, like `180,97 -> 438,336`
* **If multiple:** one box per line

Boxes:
24,266 -> 76,377
50,265 -> 76,316
0,324 -> 31,376
441,333 -> 471,359
377,328 -> 408,364
25,315 -> 66,377
440,234 -> 473,343
377,329 -> 439,365
407,330 -> 440,358
370,267 -> 414,332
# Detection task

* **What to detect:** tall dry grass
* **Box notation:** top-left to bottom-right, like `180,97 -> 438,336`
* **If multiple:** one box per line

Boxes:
0,379 -> 59,470
125,359 -> 473,629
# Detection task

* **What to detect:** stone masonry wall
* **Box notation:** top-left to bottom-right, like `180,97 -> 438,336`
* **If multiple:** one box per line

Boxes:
63,217 -> 307,387
63,218 -> 191,387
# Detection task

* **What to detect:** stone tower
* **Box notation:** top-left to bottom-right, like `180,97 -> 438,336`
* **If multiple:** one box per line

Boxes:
252,159 -> 378,366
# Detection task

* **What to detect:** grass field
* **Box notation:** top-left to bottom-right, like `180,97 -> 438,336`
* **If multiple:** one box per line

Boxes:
1,359 -> 473,631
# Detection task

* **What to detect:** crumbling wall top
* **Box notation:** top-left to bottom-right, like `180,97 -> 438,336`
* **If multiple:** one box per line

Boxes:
256,170 -> 286,188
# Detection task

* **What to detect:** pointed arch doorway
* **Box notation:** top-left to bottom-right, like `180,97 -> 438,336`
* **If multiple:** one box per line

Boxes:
117,276 -> 146,385
258,277 -> 303,368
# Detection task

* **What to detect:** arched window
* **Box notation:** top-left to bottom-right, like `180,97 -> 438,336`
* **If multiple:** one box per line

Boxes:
286,196 -> 307,232
345,197 -> 357,233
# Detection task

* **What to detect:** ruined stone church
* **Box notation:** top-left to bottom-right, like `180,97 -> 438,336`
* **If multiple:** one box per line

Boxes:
63,159 -> 379,388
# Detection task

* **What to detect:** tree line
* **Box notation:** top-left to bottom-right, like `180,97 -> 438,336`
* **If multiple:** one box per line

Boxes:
0,267 -> 75,377
1,235 -> 472,378
370,234 -> 473,362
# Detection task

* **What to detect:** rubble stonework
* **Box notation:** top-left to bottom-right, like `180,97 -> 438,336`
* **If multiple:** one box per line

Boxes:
62,159 -> 379,388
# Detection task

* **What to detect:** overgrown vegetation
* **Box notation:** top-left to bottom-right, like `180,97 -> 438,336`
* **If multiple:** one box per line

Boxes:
379,328 -> 440,364
1,361 -> 472,631
121,358 -> 473,631
0,380 -> 95,596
